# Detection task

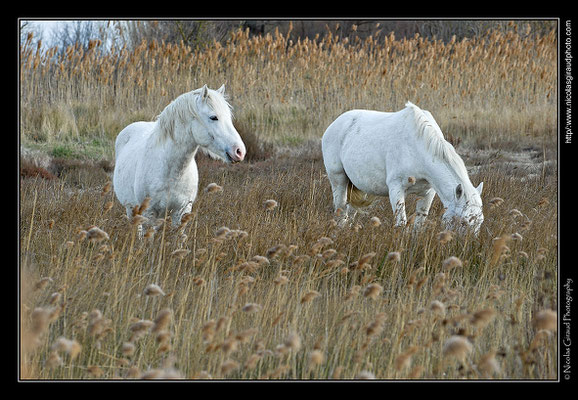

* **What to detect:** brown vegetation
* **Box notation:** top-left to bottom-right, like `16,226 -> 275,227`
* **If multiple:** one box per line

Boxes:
20,21 -> 557,380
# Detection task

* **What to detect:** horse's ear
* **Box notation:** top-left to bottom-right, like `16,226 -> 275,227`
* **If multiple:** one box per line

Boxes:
455,184 -> 463,200
476,182 -> 484,195
201,84 -> 209,99
217,84 -> 226,94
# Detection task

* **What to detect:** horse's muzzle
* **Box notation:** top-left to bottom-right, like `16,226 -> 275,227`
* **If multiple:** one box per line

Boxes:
227,146 -> 245,163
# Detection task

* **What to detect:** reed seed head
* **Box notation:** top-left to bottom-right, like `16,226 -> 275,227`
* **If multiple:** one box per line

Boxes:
274,274 -> 289,285
437,230 -> 454,244
101,181 -> 112,196
356,370 -> 376,379
395,346 -> 419,371
129,319 -> 154,341
363,283 -> 383,300
300,290 -> 321,304
443,256 -> 462,271
51,337 -> 82,360
242,303 -> 262,313
121,342 -> 136,357
470,308 -> 496,328
430,300 -> 446,315
358,252 -> 377,267
170,248 -> 191,259
489,197 -> 504,208
34,277 -> 53,291
153,308 -> 172,332
491,234 -> 512,266
478,351 -> 500,377
205,182 -> 223,193
442,335 -> 473,362
264,199 -> 278,210
532,309 -> 557,331
511,232 -> 523,241
86,226 -> 109,242
308,349 -> 324,369
215,226 -> 231,238
386,251 -> 401,263
251,255 -> 270,265
283,332 -> 302,352
144,284 -> 165,297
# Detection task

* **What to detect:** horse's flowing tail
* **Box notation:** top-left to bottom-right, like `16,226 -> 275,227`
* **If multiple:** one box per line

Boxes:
347,180 -> 376,208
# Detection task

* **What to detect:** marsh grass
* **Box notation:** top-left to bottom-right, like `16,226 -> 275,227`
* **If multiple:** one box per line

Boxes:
19,21 -> 557,380
20,154 -> 557,380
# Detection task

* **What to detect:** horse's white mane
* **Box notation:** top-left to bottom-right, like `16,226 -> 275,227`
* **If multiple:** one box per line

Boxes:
405,101 -> 469,183
154,88 -> 233,145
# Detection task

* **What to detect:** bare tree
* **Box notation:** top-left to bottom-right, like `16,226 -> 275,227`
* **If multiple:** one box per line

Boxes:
115,20 -> 242,49
50,21 -> 101,49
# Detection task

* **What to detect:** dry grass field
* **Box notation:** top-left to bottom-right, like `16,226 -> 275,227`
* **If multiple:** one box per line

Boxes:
20,22 -> 558,380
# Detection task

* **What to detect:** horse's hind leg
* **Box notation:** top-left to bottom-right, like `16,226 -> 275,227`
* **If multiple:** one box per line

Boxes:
326,169 -> 354,226
327,170 -> 348,213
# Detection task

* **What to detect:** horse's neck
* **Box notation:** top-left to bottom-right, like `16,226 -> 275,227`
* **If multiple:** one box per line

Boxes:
155,123 -> 199,176
424,160 -> 468,209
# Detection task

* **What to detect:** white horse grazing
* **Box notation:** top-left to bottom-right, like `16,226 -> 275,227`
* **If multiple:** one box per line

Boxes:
321,101 -> 484,234
113,85 -> 246,230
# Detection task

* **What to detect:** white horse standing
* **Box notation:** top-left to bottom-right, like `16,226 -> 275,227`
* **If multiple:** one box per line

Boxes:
322,101 -> 484,234
113,85 -> 246,230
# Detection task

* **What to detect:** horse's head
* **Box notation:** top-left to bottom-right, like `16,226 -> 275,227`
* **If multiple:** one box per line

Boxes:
192,84 -> 246,163
442,182 -> 484,235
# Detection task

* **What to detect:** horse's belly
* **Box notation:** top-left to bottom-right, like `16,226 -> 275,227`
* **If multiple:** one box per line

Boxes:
342,161 -> 390,196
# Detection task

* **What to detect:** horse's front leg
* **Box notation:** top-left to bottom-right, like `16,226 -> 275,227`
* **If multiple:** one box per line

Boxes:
413,188 -> 435,230
387,182 -> 407,227
173,200 -> 194,229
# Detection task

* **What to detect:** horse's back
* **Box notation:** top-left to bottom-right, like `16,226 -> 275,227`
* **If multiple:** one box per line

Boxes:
322,107 -> 417,196
115,121 -> 155,159
322,108 -> 410,161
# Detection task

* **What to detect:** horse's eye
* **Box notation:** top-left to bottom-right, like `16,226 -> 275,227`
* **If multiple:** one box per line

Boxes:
209,115 -> 218,121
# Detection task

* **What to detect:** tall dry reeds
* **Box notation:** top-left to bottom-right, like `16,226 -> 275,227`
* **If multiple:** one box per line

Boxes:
20,24 -> 556,157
